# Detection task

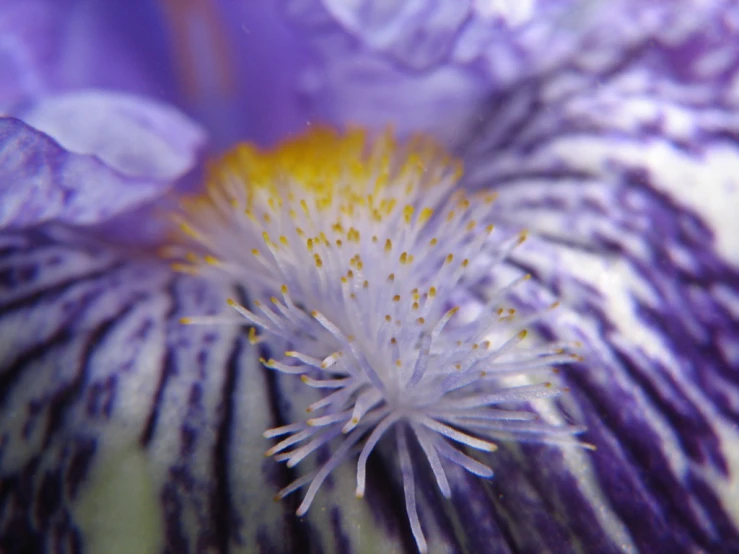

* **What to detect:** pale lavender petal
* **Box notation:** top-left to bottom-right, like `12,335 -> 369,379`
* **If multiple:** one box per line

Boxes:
0,118 -> 172,229
18,90 -> 206,181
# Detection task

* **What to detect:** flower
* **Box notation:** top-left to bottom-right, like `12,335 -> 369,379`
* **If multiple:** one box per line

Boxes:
172,127 -> 591,552
1,1 -> 739,554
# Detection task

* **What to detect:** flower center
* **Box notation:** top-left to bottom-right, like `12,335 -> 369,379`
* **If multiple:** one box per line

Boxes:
170,127 -> 587,554
170,127 -> 500,347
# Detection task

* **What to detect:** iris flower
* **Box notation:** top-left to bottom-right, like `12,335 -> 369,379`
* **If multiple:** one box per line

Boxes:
2,1 -> 738,553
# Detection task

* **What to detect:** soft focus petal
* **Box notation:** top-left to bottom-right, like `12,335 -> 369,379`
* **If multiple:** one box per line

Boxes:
18,90 -> 206,181
0,0 -> 174,110
282,0 -> 725,146
155,0 -> 316,148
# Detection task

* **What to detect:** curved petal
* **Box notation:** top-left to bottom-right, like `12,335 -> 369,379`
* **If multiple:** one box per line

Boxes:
18,90 -> 206,181
0,116 -> 190,231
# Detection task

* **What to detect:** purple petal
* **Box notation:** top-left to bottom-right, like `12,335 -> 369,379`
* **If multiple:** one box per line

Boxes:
0,0 -> 173,110
0,226 -> 427,553
0,226 -> 288,551
452,3 -> 739,551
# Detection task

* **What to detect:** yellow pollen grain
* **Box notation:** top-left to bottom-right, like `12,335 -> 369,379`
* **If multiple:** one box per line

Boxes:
445,253 -> 454,264
279,235 -> 289,246
178,222 -> 202,240
395,360 -> 403,367
416,317 -> 425,325
403,204 -> 414,224
385,239 -> 393,253
314,254 -> 323,268
466,220 -> 477,231
392,295 -> 401,302
429,287 -> 437,298
429,237 -> 438,247
419,207 -> 433,224
387,273 -> 395,283
385,315 -> 392,322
